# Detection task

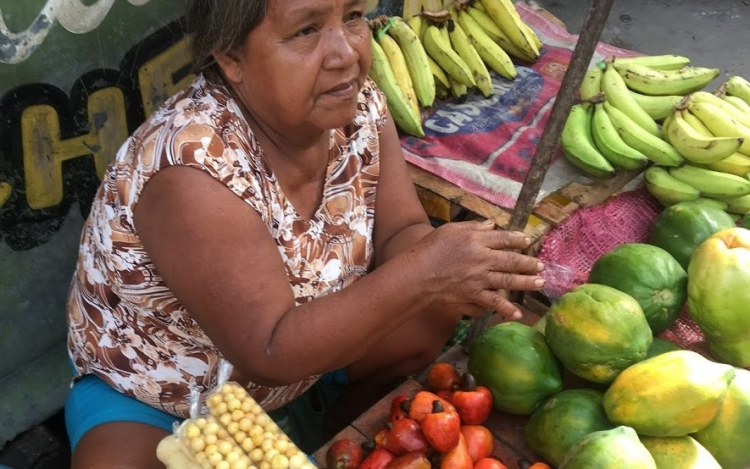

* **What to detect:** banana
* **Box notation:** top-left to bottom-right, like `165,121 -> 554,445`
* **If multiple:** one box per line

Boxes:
666,110 -> 743,164
479,0 -> 540,61
387,16 -> 436,108
378,32 -> 421,120
447,19 -> 493,97
724,193 -> 750,215
628,91 -> 683,121
422,24 -> 476,87
691,197 -> 729,211
591,102 -> 650,170
406,14 -> 423,39
561,104 -> 616,179
691,91 -> 750,128
455,10 -> 516,80
680,108 -> 713,137
703,152 -> 750,176
465,6 -> 536,62
644,166 -> 701,206
603,101 -> 684,166
428,55 -> 451,90
447,75 -> 468,102
611,54 -> 691,71
661,112 -> 675,145
688,101 -> 750,155
725,76 -> 750,105
435,79 -> 450,99
580,65 -> 604,102
520,22 -> 543,50
612,62 -> 720,96
723,95 -> 750,115
368,36 -> 424,138
669,164 -> 750,199
602,63 -> 661,136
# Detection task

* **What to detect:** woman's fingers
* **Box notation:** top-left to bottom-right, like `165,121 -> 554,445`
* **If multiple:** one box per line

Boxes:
485,271 -> 545,292
474,290 -> 523,320
484,229 -> 532,251
487,250 -> 544,275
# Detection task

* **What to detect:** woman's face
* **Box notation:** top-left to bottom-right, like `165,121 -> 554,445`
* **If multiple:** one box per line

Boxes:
220,0 -> 372,137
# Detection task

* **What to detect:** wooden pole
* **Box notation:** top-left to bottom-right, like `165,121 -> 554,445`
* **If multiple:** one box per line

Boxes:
464,0 -> 616,346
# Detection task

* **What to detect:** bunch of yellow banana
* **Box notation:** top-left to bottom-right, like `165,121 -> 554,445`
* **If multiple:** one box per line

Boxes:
644,77 -> 750,214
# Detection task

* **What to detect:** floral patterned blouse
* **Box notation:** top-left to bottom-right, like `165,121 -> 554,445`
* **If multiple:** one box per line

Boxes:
66,74 -> 388,417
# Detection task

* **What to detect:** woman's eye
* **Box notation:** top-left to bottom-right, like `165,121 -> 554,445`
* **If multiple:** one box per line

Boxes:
346,11 -> 364,23
295,25 -> 317,37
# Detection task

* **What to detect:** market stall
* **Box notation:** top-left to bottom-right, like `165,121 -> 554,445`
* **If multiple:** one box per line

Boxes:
151,0 -> 750,467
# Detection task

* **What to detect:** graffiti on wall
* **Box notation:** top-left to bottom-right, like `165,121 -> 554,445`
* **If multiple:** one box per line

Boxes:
0,0 -> 153,65
0,19 -> 192,250
0,0 -> 447,250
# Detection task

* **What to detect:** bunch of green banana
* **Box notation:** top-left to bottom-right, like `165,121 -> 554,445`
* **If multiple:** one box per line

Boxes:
644,76 -> 750,214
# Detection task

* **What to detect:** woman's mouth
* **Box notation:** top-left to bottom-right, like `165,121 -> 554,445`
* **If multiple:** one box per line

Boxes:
324,80 -> 357,98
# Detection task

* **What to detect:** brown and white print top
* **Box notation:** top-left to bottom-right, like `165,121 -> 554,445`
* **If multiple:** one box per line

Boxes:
67,74 -> 388,417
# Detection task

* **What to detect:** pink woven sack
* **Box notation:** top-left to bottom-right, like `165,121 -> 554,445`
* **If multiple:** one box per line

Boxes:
537,184 -> 712,357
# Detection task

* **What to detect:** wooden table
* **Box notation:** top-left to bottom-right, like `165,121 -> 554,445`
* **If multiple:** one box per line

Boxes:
408,163 -> 644,255
312,305 -> 550,469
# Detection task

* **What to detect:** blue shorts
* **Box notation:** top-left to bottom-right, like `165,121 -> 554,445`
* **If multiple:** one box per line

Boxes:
65,369 -> 348,454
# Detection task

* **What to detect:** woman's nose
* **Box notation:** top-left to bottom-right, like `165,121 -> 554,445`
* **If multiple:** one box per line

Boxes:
322,27 -> 360,69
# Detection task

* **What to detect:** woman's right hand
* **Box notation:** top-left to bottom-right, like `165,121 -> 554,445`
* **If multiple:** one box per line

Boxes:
405,220 -> 545,319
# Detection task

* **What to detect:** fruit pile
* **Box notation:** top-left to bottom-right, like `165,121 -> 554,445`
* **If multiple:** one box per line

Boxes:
457,203 -> 750,468
325,363 -> 551,469
155,381 -> 316,469
367,0 -> 542,137
564,54 -> 750,219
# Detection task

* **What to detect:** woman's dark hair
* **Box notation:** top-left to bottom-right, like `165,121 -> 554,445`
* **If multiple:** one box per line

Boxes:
184,0 -> 268,74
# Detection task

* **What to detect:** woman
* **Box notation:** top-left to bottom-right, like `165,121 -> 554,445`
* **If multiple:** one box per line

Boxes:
64,0 -> 546,467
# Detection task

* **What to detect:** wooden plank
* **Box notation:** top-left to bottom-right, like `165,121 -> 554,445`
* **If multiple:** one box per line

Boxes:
559,168 -> 643,208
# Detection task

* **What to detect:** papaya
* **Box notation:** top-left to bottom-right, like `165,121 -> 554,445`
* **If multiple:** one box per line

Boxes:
603,350 -> 735,437
645,337 -> 680,359
588,243 -> 687,334
545,284 -> 653,384
558,426 -> 656,469
640,436 -> 721,469
468,322 -> 563,415
691,367 -> 750,469
648,201 -> 735,270
523,389 -> 614,467
687,227 -> 750,367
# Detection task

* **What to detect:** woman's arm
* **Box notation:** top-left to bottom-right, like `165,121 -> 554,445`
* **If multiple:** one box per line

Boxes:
133,128 -> 542,389
371,117 -> 436,266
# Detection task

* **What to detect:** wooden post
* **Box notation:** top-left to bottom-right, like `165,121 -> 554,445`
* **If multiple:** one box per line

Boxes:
465,0 -> 617,346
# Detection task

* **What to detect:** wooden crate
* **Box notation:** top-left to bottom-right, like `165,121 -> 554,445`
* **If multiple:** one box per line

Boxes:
312,305 -> 549,469
408,163 -> 644,255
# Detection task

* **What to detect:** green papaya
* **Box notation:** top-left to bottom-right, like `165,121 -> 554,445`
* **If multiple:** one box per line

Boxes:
603,350 -> 735,437
468,322 -> 563,415
545,284 -> 653,384
524,389 -> 614,467
645,338 -> 680,359
640,436 -> 721,469
648,201 -> 735,270
692,367 -> 750,469
558,426 -> 656,469
588,243 -> 687,334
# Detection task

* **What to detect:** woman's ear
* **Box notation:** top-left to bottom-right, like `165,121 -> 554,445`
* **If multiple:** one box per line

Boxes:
214,50 -> 243,84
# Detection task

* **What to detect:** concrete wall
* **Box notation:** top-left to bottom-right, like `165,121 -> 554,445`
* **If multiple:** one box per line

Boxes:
0,0 -> 428,448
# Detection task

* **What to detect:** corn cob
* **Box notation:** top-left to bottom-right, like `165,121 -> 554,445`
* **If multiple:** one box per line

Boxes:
157,382 -> 317,469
